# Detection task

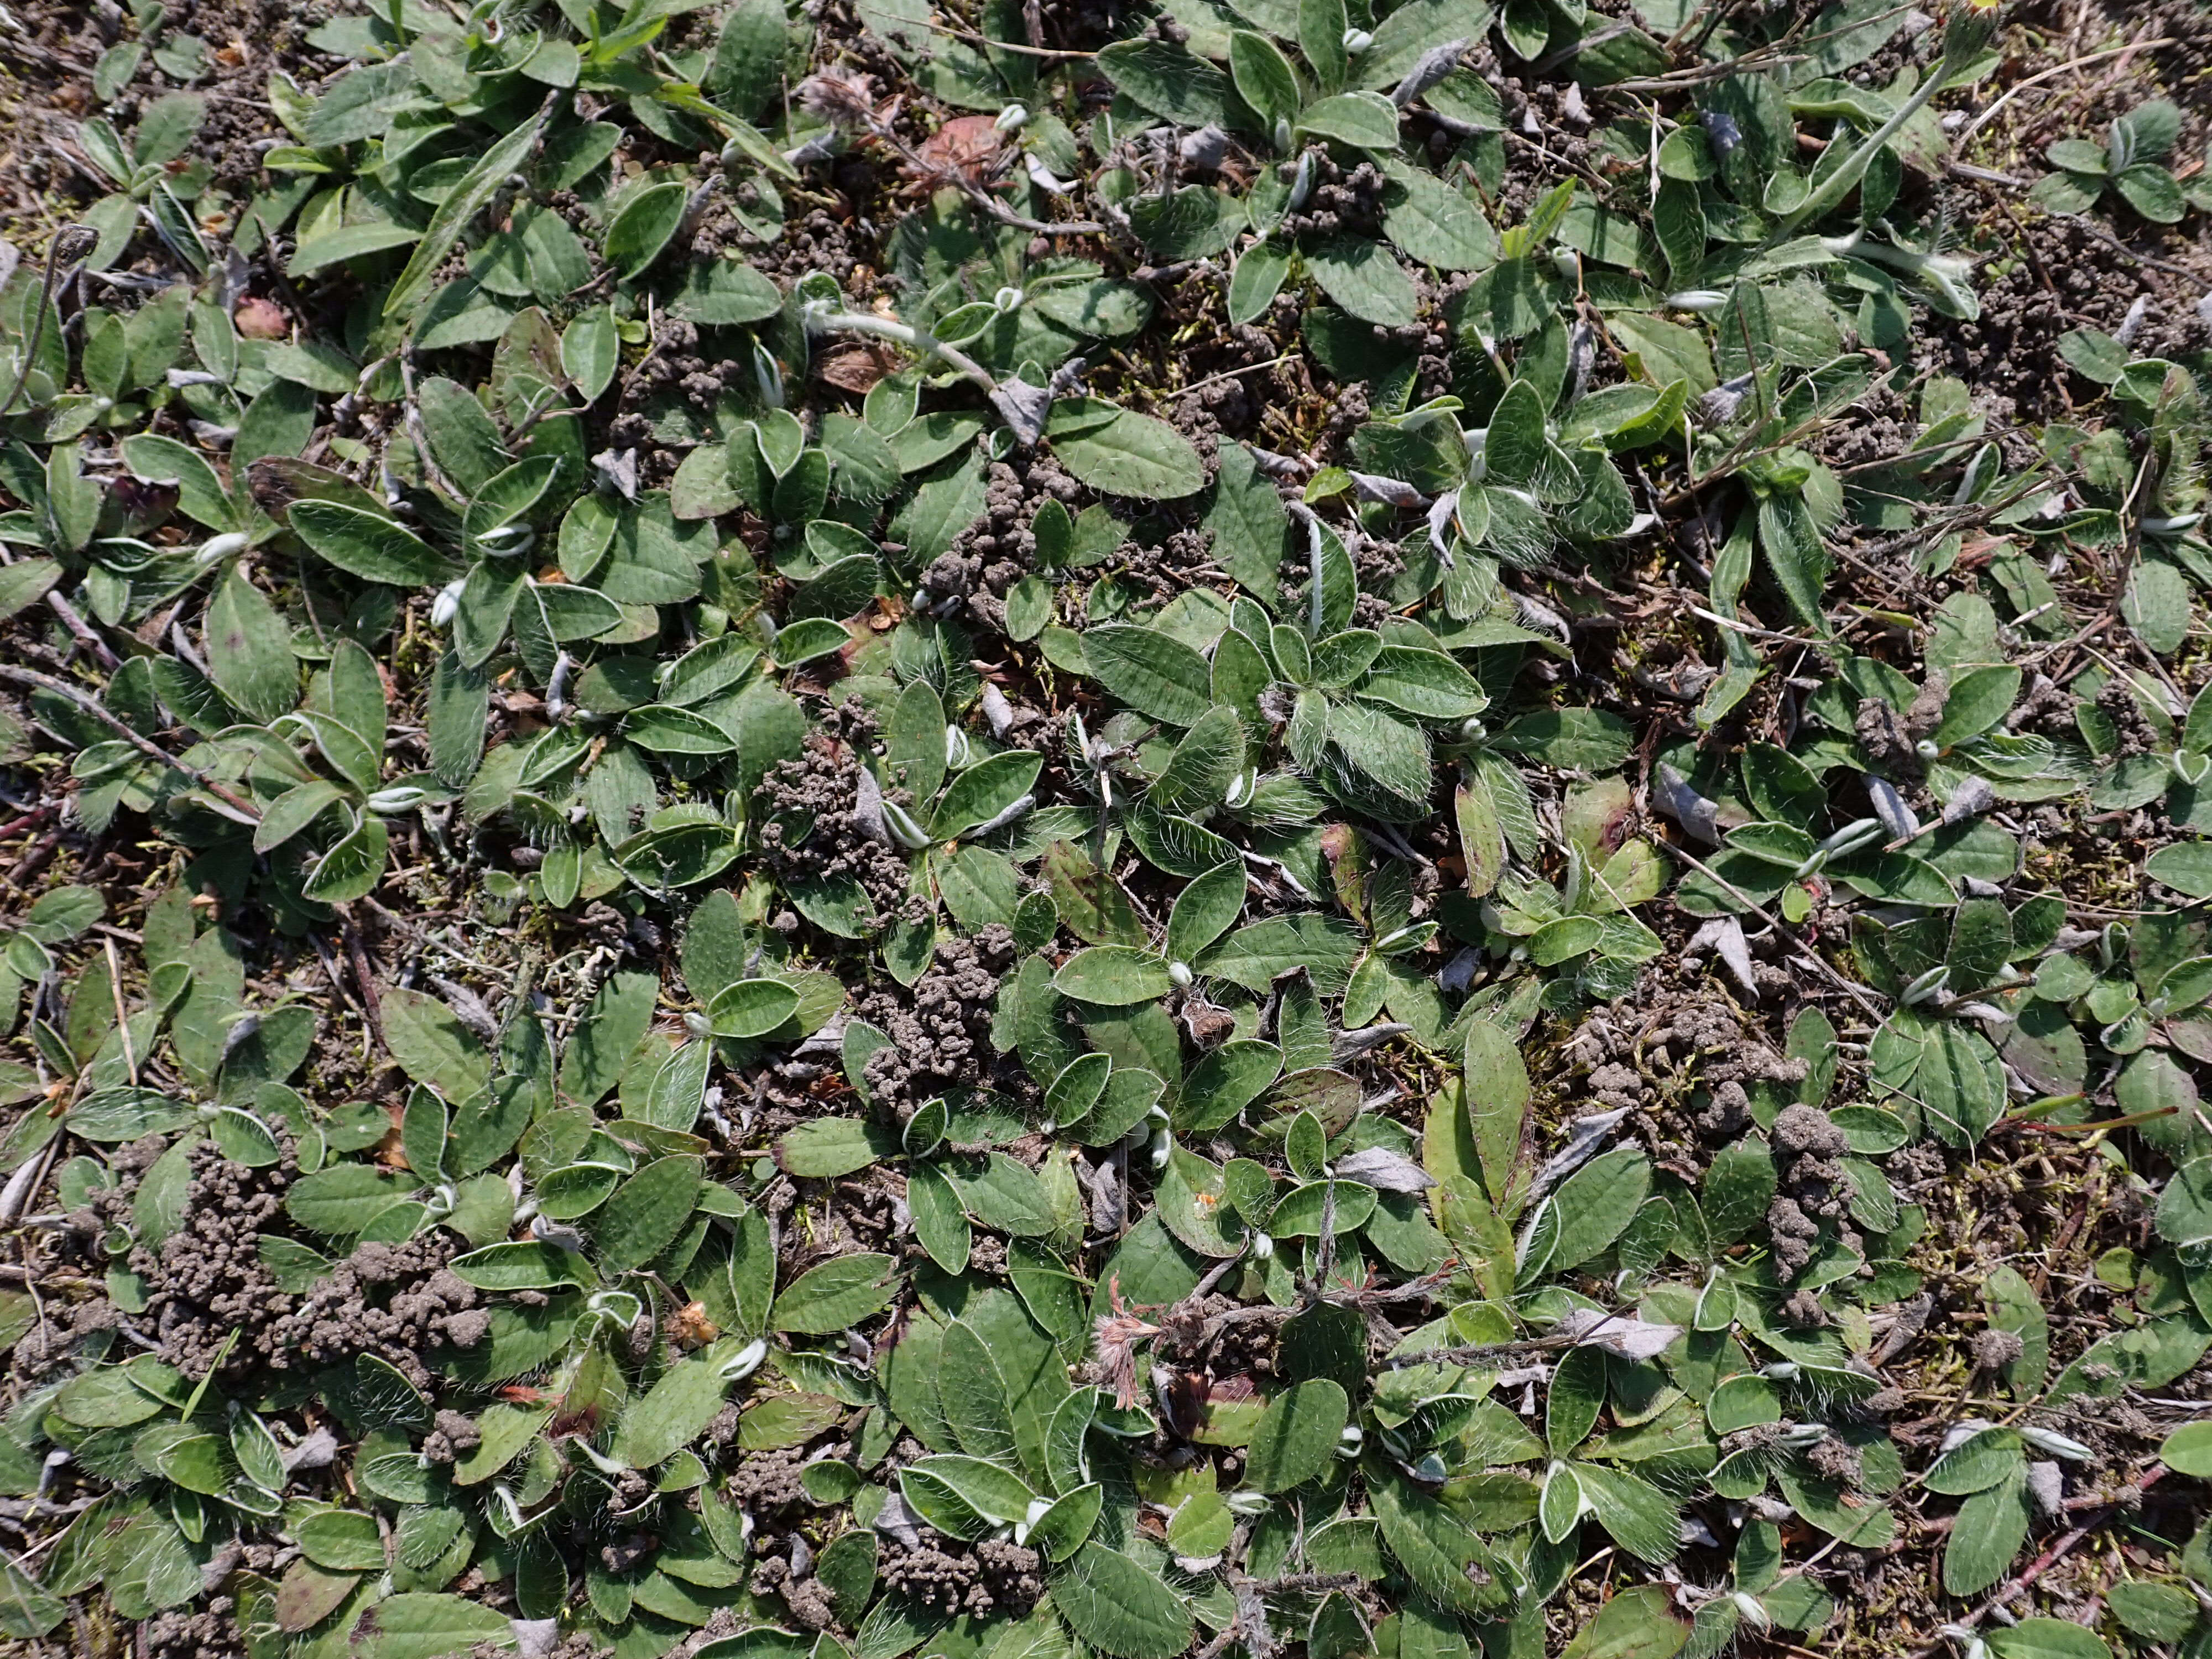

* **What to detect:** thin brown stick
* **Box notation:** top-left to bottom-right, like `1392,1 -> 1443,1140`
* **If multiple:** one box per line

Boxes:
0,664 -> 262,821
918,16 -> 1089,58
343,916 -> 387,1053
45,591 -> 121,672
1658,837 -> 1890,1023
1902,1468 -> 2167,1658
1954,36 -> 2180,147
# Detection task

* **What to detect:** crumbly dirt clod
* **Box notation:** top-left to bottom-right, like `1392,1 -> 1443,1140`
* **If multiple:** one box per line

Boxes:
728,1444 -> 816,1514
858,925 -> 1018,1123
135,1138 -> 298,1381
751,1551 -> 843,1631
754,702 -> 923,933
143,1596 -> 247,1659
267,1235 -> 489,1390
876,1536 -> 1044,1617
1768,1103 -> 1861,1282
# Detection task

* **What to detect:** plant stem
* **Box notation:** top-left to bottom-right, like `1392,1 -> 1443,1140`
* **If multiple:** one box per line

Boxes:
0,226 -> 95,419
0,664 -> 262,821
1771,24 -> 1987,238
809,310 -> 995,397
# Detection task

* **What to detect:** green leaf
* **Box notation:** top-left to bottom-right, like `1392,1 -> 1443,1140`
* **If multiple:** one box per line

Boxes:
379,985 -> 493,1102
1200,916 -> 1365,995
950,1154 -> 1057,1235
561,304 -> 619,401
593,1155 -> 702,1273
1370,1473 -> 1500,1613
1029,1484 -> 1103,1562
288,220 -> 422,277
559,971 -> 658,1108
1228,242 -> 1292,327
908,1164 -> 972,1272
1082,623 -> 1214,727
204,565 -> 296,723
2114,162 -> 2184,223
1165,860 -> 1247,965
1454,1021 -> 1528,1204
1053,946 -> 1175,1007
1363,646 -> 1489,721
706,978 -> 801,1039
2148,842 -> 2212,899
440,1394 -> 542,1487
134,91 -> 206,167
1941,1467 -> 2031,1596
427,649 -> 489,787
2124,560 -> 2194,656
71,1089 -> 197,1140
2109,1582 -> 2195,1644
1923,1427 -> 2023,1495
1756,494 -> 1833,630
1245,1378 -> 1349,1492
1982,1263 -> 2049,1395
1934,665 -> 2022,748
1206,447 -> 1291,604
1130,186 -> 1240,261
638,1039 -> 711,1132
382,105 -> 549,349
1296,92 -> 1404,152
1047,401 -> 1208,500
448,1240 -> 595,1291
304,813 -> 388,904
2162,1418 -> 2212,1476
1547,1345 -> 1606,1454
1556,1583 -> 1688,1659
1156,1146 -> 1245,1256
303,61 -> 423,146
773,1253 -> 897,1333
901,1453 -> 1035,1540
1094,39 -> 1232,127
0,1563 -> 65,1640
1984,1622 -> 2111,1659
122,433 -> 234,531
1576,1462 -> 1683,1563
1494,707 -> 1634,771
654,248 -> 777,322
1701,1136 -> 1776,1245
1154,707 -> 1249,816
56,1366 -> 168,1428
2157,1156 -> 2212,1250
779,1118 -> 900,1178
932,751 -> 1044,841
447,560 -> 522,669
1229,31 -> 1302,127
296,1509 -> 386,1572
612,1338 -> 753,1469
0,558 -> 60,624
349,1592 -> 513,1659
1308,236 -> 1420,326
1380,159 -> 1498,270
1052,1545 -> 1194,1659
1004,575 -> 1055,639
604,181 -> 690,279
1300,0 -> 1349,92
1535,1147 -> 1651,1275
1481,379 -> 1549,490
1919,1021 -> 2006,1149
285,1164 -> 413,1234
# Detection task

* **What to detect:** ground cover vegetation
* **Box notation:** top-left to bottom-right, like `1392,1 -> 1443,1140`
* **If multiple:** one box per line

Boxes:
2,0 -> 2212,1655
